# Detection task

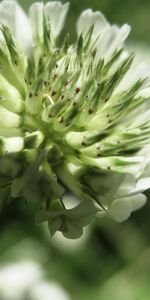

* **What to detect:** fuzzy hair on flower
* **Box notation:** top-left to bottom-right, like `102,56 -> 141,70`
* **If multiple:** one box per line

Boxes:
0,0 -> 150,239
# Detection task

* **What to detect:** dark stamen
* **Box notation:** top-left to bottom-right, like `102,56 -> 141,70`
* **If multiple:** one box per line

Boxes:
51,91 -> 56,97
76,87 -> 80,94
65,81 -> 69,86
88,108 -> 94,114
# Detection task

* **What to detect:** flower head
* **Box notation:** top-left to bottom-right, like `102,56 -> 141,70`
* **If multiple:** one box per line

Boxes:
0,0 -> 150,239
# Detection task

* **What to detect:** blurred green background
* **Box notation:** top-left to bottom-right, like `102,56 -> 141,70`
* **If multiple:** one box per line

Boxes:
0,1 -> 150,300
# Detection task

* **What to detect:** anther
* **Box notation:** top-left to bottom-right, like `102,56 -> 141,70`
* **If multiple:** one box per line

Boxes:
65,81 -> 69,86
51,91 -> 56,97
88,108 -> 94,114
76,87 -> 80,94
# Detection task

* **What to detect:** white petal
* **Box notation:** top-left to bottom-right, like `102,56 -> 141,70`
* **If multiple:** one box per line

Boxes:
29,2 -> 44,44
143,162 -> 150,178
0,127 -> 22,138
129,109 -> 150,128
115,62 -> 150,94
108,193 -> 147,222
96,24 -> 130,61
0,75 -> 23,113
95,25 -> 118,59
0,0 -> 32,55
0,261 -> 42,296
0,105 -> 21,128
108,197 -> 132,222
3,136 -> 24,153
130,177 -> 150,194
81,155 -> 144,175
129,193 -> 147,211
137,87 -> 150,98
137,145 -> 150,178
44,1 -> 69,38
77,9 -> 109,37
30,281 -> 70,300
116,174 -> 136,197
105,24 -> 130,59
77,9 -> 130,62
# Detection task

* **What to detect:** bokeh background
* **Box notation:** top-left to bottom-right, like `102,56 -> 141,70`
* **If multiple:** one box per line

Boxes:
0,1 -> 150,299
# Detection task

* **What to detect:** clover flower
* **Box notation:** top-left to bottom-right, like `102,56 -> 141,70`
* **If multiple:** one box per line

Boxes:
0,0 -> 150,239
0,260 -> 70,300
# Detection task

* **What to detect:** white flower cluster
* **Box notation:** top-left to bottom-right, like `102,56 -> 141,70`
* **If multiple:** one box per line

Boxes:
0,260 -> 70,300
0,0 -> 150,239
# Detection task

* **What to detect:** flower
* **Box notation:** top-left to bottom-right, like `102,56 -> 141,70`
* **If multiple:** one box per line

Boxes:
0,260 -> 70,300
0,0 -> 150,239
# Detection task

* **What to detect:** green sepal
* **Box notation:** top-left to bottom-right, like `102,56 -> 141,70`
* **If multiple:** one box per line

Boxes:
40,161 -> 65,200
24,131 -> 44,149
36,201 -> 99,239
